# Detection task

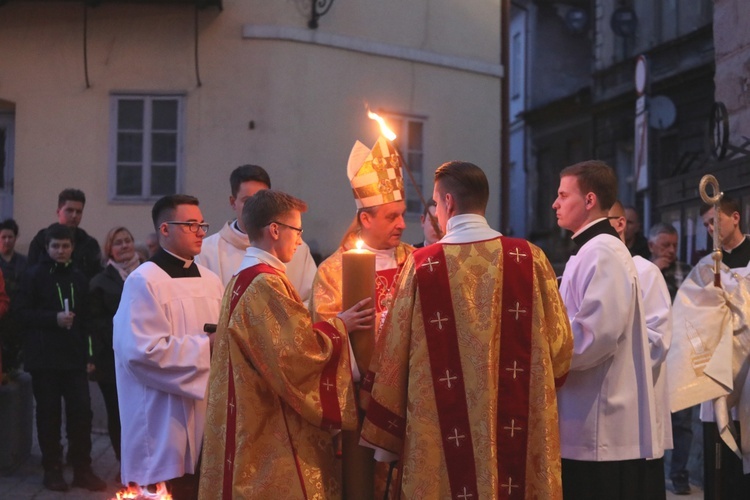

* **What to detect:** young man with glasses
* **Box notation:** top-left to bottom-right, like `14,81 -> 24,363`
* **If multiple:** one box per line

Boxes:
195,164 -> 318,302
199,189 -> 373,499
610,201 -> 674,496
113,194 -> 223,500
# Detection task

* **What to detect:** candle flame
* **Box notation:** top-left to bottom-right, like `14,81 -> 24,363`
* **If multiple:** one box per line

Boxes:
356,239 -> 364,250
367,110 -> 397,141
113,482 -> 173,500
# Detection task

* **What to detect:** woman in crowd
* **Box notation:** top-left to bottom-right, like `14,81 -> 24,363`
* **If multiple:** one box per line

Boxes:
88,226 -> 141,470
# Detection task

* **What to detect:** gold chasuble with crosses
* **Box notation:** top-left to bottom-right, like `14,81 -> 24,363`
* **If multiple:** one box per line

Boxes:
361,238 -> 573,499
199,265 -> 358,500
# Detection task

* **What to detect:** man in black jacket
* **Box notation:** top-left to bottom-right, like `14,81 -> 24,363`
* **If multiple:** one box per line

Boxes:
16,224 -> 106,492
27,189 -> 102,280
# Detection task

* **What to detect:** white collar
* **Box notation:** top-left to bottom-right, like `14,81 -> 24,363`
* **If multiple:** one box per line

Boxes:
571,217 -> 608,239
361,241 -> 396,259
440,214 -> 501,244
162,248 -> 193,268
359,241 -> 398,272
237,246 -> 287,274
724,235 -> 747,253
231,219 -> 245,236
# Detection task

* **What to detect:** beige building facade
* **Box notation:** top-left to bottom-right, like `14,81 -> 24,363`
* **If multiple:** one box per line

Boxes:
0,0 -> 502,258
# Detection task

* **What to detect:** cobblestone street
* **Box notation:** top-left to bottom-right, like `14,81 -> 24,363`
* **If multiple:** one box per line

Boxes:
0,380 -> 705,499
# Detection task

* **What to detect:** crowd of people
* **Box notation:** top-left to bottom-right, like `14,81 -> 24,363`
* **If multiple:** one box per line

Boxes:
0,142 -> 748,499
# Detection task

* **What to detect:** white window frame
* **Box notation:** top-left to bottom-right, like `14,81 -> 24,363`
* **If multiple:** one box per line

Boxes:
511,30 -> 523,100
381,112 -> 427,218
108,93 -> 185,202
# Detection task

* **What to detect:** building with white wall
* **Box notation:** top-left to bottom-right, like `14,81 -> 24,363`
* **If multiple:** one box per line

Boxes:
0,0 -> 502,258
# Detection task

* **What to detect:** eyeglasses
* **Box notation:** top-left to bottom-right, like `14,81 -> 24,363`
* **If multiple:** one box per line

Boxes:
163,221 -> 210,234
269,221 -> 303,236
606,216 -> 624,220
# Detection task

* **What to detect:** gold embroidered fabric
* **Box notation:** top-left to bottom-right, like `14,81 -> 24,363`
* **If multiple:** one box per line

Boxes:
361,240 -> 573,499
199,270 -> 357,500
311,237 -> 414,345
348,136 -> 405,209
310,237 -> 413,498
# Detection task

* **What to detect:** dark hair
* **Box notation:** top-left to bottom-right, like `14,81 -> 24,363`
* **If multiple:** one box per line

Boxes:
58,188 -> 86,208
434,161 -> 489,213
338,206 -> 380,248
151,194 -> 200,229
700,195 -> 741,221
560,160 -> 617,211
422,199 -> 437,218
0,218 -> 19,236
609,200 -> 625,217
242,190 -> 307,242
623,205 -> 640,221
44,223 -> 74,246
230,165 -> 271,198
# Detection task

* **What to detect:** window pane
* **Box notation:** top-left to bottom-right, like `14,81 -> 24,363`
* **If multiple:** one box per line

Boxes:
152,100 -> 178,130
116,165 -> 142,196
406,197 -> 422,215
408,121 -> 423,150
151,165 -> 176,196
117,133 -> 143,162
407,152 -> 423,178
118,100 -> 144,130
152,133 -> 177,162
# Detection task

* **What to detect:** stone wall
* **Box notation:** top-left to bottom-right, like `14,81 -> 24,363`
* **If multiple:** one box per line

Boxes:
714,0 -> 750,145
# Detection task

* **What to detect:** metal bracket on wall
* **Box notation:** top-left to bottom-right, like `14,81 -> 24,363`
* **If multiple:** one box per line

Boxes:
709,101 -> 750,161
309,0 -> 335,29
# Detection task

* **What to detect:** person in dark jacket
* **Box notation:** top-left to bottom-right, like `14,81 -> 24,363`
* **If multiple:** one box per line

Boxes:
88,226 -> 141,465
0,218 -> 27,294
0,218 -> 27,374
15,223 -> 106,492
27,189 -> 103,280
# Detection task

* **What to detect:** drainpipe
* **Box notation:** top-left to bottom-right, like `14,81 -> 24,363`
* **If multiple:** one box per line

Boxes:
501,0 -> 510,233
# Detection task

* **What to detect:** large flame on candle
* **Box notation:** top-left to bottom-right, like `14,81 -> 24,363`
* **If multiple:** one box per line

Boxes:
113,482 -> 173,500
356,239 -> 364,250
367,110 -> 397,141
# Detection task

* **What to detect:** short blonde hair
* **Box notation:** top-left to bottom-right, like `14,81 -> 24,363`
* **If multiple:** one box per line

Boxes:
102,226 -> 135,262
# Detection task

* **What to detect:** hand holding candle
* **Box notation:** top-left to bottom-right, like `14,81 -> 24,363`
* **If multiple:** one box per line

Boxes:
57,310 -> 74,330
338,297 -> 374,333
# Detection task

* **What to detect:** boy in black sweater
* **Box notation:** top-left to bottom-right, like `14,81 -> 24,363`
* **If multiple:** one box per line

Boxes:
16,223 -> 106,492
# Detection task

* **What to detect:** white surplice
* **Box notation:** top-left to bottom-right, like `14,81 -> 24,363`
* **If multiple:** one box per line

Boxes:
633,255 -> 674,457
667,256 -> 750,471
558,232 -> 659,461
113,262 -> 223,485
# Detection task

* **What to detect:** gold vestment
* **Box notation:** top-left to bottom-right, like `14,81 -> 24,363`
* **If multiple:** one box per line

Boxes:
361,240 -> 573,499
199,265 -> 357,499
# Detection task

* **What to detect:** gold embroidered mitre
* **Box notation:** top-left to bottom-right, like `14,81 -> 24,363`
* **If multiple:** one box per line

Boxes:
347,136 -> 405,209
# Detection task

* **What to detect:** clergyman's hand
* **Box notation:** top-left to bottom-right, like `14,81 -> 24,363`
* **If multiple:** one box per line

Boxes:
338,297 -> 375,333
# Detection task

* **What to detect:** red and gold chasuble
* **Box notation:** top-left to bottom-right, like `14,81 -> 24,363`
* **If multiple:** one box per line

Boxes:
361,238 -> 572,499
199,264 -> 357,500
375,267 -> 400,314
